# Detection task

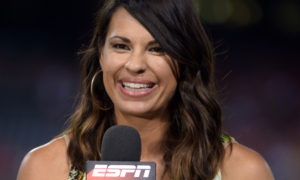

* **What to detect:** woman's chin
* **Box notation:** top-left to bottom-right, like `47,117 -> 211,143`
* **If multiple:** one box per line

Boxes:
115,104 -> 159,119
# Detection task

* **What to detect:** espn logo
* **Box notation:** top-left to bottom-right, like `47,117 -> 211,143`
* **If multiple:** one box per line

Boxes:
92,165 -> 151,178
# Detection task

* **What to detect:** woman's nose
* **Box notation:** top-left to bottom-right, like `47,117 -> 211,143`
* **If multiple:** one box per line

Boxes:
125,51 -> 147,74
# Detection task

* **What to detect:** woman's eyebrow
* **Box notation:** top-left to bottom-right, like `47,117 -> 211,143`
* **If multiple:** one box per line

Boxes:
148,40 -> 159,46
108,36 -> 158,46
108,36 -> 131,43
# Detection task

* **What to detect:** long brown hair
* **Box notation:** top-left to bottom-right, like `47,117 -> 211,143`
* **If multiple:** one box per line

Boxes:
67,0 -> 225,179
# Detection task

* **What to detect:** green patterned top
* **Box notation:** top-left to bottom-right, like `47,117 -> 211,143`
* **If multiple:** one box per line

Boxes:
68,166 -> 86,180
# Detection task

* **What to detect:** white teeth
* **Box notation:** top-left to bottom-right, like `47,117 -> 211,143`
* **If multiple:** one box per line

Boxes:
122,82 -> 152,90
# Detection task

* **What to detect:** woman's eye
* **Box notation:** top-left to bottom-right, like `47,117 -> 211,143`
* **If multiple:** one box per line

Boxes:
112,44 -> 130,50
149,47 -> 164,54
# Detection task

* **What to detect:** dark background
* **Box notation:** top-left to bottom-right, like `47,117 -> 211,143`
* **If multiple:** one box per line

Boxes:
0,0 -> 299,179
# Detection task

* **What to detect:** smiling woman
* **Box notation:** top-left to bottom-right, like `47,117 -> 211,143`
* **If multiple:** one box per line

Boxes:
17,0 -> 274,180
100,8 -> 177,118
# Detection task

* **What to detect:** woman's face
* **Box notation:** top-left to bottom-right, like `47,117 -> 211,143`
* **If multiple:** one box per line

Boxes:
100,7 -> 177,118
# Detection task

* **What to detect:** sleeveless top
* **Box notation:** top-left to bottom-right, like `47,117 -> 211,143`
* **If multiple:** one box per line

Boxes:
65,134 -> 234,180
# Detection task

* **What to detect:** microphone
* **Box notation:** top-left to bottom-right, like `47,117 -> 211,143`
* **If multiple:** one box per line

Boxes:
101,125 -> 141,161
86,125 -> 156,179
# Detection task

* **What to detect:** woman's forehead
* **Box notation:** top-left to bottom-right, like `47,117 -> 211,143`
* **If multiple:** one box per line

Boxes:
106,7 -> 155,43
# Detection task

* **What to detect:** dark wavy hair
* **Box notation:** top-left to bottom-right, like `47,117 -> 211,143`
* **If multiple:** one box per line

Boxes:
67,0 -> 225,179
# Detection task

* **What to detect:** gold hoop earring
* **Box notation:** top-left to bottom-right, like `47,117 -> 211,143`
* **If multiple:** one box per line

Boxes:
90,70 -> 112,110
90,70 -> 101,99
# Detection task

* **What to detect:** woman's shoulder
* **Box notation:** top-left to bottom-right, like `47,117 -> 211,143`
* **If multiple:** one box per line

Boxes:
17,136 -> 70,180
221,143 -> 274,180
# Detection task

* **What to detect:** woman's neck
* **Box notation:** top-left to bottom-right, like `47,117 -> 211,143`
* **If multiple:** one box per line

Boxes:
114,110 -> 170,161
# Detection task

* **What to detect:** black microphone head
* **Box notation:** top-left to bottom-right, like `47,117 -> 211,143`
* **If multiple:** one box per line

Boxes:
101,125 -> 141,161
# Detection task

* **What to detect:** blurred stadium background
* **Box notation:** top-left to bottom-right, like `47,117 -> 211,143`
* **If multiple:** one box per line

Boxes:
1,0 -> 299,179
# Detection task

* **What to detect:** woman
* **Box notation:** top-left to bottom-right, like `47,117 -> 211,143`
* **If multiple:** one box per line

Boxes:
17,0 -> 274,179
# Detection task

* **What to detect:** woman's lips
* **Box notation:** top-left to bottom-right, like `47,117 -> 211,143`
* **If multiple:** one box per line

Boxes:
118,78 -> 157,97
